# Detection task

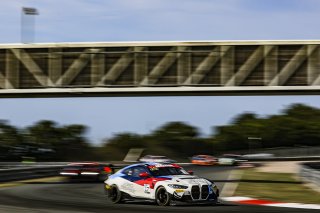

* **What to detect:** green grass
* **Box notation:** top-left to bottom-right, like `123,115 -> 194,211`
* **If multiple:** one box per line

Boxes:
234,169 -> 320,204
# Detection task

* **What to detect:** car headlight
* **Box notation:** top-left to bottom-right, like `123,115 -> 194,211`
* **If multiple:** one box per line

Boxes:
211,184 -> 218,190
168,184 -> 188,189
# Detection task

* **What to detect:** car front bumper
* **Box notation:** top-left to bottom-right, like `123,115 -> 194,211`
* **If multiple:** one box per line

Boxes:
170,186 -> 219,203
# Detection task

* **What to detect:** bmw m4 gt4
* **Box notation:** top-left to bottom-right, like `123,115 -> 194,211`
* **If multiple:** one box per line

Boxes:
104,163 -> 219,206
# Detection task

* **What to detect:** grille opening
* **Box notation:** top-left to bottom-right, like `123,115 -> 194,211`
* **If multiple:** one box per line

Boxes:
191,185 -> 200,199
201,185 -> 209,199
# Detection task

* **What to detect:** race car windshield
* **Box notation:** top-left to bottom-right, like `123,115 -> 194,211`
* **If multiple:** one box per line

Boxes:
149,167 -> 189,176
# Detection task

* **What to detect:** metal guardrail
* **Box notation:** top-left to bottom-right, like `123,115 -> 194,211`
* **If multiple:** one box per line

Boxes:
299,162 -> 320,188
242,156 -> 320,161
0,162 -> 126,182
0,166 -> 62,182
0,162 -> 69,169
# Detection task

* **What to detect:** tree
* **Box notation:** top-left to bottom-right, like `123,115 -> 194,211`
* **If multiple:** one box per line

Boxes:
25,120 -> 60,146
153,122 -> 199,139
151,122 -> 202,157
24,120 -> 91,160
0,120 -> 22,146
102,133 -> 144,160
232,112 -> 258,124
211,103 -> 320,152
283,104 -> 320,120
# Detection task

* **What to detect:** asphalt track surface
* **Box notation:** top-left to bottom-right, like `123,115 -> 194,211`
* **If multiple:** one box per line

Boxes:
0,166 -> 318,213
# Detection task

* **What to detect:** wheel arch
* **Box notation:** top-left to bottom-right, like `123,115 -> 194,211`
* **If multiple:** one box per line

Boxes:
154,184 -> 165,196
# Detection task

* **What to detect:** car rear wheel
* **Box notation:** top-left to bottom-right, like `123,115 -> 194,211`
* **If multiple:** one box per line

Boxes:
155,186 -> 171,206
107,185 -> 123,204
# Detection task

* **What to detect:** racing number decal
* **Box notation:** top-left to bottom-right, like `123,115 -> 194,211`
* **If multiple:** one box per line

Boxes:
144,184 -> 150,194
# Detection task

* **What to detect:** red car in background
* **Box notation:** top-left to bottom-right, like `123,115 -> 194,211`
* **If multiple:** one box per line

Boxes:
60,162 -> 113,181
191,155 -> 218,166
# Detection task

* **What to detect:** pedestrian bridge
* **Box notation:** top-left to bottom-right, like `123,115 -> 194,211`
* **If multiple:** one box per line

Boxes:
0,40 -> 320,97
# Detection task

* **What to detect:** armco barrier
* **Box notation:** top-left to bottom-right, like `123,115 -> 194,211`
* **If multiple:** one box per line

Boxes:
0,166 -> 62,182
0,163 -> 124,182
299,162 -> 320,188
0,162 -> 69,169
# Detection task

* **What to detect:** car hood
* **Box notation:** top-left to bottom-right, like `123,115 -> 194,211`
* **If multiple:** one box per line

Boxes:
162,175 -> 211,185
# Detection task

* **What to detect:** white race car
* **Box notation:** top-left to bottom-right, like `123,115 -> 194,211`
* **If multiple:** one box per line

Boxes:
104,163 -> 219,206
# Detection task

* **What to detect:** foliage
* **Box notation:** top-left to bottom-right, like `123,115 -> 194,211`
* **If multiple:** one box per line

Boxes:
213,104 -> 320,151
0,120 -> 91,161
0,103 -> 320,161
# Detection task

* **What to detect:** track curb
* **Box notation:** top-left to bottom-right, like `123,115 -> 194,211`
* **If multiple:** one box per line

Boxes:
221,196 -> 320,210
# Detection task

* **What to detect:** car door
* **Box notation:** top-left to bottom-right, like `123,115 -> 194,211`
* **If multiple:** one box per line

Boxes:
131,166 -> 153,199
117,168 -> 137,197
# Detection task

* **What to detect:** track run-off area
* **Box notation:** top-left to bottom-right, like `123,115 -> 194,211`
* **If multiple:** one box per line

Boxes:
0,166 -> 318,213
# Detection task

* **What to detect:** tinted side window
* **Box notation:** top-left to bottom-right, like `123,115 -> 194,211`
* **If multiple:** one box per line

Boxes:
122,168 -> 133,176
132,166 -> 149,177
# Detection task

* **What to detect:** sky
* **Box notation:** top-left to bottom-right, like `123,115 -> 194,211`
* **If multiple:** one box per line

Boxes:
0,0 -> 320,144
1,0 -> 320,43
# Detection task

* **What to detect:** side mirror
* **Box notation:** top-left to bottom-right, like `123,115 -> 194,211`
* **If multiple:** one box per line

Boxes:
188,170 -> 194,175
139,172 -> 150,178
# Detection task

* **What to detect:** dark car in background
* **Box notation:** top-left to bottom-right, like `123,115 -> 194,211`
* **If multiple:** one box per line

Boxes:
60,162 -> 113,181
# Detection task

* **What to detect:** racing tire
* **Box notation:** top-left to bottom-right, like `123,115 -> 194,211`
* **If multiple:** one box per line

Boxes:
108,185 -> 123,204
155,186 -> 172,206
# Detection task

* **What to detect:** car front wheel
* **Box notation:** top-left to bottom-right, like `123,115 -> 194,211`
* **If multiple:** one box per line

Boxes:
107,184 -> 123,204
155,186 -> 171,206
